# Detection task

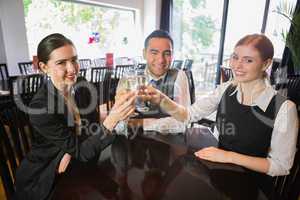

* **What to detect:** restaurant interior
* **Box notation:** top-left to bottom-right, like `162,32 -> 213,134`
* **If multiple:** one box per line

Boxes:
0,0 -> 300,199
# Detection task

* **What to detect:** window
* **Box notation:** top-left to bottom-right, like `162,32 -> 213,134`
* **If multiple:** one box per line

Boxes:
172,0 -> 224,92
223,0 -> 266,62
265,0 -> 296,59
172,0 -> 297,91
23,0 -> 140,60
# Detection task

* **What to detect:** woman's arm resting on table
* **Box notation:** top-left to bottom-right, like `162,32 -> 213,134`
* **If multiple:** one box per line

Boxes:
195,147 -> 270,174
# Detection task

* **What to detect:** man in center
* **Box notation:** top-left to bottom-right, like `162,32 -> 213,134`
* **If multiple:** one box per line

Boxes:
117,29 -> 191,133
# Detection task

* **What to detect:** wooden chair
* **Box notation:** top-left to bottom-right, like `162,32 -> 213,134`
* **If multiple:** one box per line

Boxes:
79,59 -> 92,69
183,59 -> 193,71
79,68 -> 87,78
171,60 -> 183,70
114,65 -> 134,79
90,67 -> 112,111
220,67 -> 233,83
272,75 -> 300,200
184,70 -> 195,104
272,137 -> 300,200
90,67 -> 108,83
0,106 -> 33,199
269,59 -> 281,85
0,63 -> 9,80
137,63 -> 146,70
9,74 -> 46,105
0,63 -> 9,91
18,62 -> 34,75
275,75 -> 300,113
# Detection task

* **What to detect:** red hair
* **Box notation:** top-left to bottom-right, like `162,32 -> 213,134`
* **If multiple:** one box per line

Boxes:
235,34 -> 274,61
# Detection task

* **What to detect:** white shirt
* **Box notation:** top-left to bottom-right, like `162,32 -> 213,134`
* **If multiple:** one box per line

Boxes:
143,68 -> 191,133
186,80 -> 299,176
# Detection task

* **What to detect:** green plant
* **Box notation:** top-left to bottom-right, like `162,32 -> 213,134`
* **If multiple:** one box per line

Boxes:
274,1 -> 300,69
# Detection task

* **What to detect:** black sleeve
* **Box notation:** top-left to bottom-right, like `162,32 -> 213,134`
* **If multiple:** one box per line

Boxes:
29,102 -> 115,162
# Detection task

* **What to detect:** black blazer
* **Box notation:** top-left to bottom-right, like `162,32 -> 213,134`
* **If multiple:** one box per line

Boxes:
15,77 -> 115,200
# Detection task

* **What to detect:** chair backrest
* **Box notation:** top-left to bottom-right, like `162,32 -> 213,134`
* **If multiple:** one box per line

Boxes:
137,63 -> 146,70
220,67 -> 233,83
114,65 -> 134,79
275,75 -> 300,109
0,63 -> 9,80
183,59 -> 193,71
172,60 -> 183,70
90,67 -> 108,83
90,67 -> 113,111
272,138 -> 300,200
270,59 -> 281,85
0,106 -> 33,199
79,68 -> 87,78
79,59 -> 92,69
185,70 -> 195,104
18,62 -> 34,75
9,74 -> 45,105
0,63 -> 10,91
272,75 -> 300,200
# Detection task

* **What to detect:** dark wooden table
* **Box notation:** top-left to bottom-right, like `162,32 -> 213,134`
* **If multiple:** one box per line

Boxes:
53,127 -> 268,200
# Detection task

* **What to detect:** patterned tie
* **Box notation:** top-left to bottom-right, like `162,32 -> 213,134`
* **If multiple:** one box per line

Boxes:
150,79 -> 162,88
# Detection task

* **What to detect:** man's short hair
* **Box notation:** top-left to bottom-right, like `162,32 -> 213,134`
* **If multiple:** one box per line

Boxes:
144,30 -> 174,49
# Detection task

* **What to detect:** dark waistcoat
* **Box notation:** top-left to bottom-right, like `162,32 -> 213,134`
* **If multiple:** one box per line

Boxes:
216,85 -> 285,157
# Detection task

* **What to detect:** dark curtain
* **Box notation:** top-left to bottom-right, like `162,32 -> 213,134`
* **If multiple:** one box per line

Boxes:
160,0 -> 173,32
281,0 -> 300,76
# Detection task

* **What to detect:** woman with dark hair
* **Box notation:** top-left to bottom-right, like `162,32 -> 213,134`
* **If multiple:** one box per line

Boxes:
15,33 -> 136,200
141,34 -> 298,195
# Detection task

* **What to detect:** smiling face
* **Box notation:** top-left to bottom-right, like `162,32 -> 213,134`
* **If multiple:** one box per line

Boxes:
144,37 -> 173,78
39,44 -> 79,92
230,45 -> 271,83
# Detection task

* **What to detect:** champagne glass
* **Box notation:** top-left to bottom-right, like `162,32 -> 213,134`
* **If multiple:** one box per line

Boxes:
119,67 -> 137,138
135,68 -> 149,112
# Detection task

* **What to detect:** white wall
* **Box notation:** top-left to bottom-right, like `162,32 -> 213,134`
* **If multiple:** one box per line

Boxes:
0,0 -> 30,75
0,20 -> 7,63
143,0 -> 162,38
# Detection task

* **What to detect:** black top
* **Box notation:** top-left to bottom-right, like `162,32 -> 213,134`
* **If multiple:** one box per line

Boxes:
216,85 -> 285,157
15,77 -> 115,200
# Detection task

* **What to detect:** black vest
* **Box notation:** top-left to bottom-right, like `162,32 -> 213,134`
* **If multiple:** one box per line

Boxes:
136,68 -> 179,118
216,85 -> 285,157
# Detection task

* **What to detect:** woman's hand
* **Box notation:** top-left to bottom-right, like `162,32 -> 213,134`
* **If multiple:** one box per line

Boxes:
194,147 -> 232,163
57,153 -> 71,174
103,91 -> 136,131
138,85 -> 164,105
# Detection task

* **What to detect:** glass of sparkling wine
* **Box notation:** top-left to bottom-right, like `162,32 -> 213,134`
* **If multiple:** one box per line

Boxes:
118,68 -> 137,138
135,69 -> 149,112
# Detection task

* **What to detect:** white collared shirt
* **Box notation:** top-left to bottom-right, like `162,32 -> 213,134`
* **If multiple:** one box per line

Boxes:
143,67 -> 191,133
187,80 -> 299,176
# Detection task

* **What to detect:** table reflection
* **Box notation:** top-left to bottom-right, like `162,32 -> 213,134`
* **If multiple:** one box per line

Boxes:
53,128 -> 268,200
